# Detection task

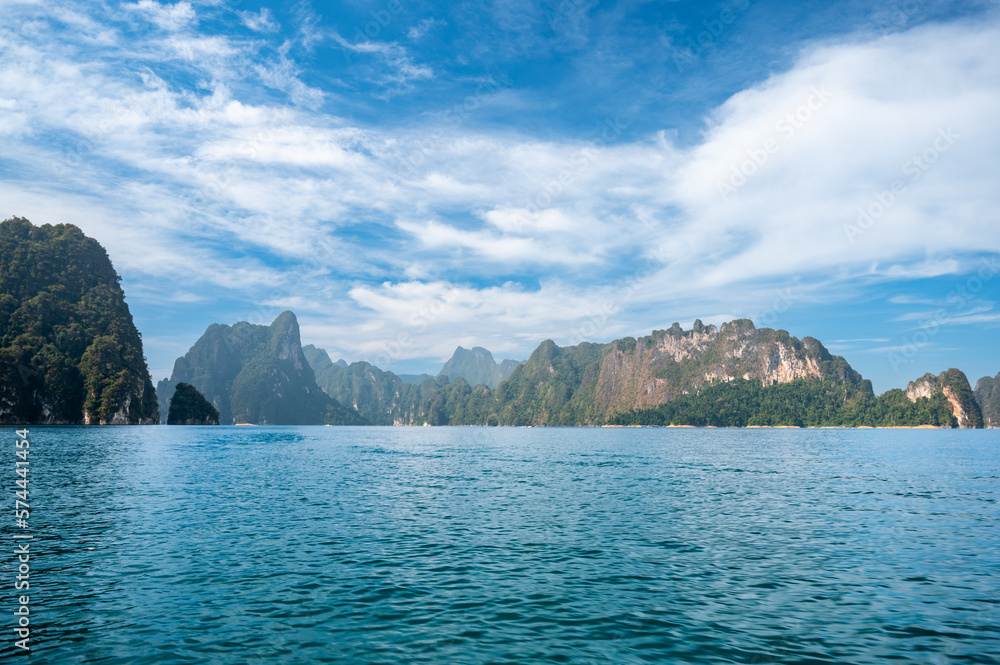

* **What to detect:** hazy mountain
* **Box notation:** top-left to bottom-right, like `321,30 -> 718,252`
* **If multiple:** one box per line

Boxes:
305,319 -> 983,428
439,346 -> 523,389
303,345 -> 492,425
397,373 -> 435,384
0,217 -> 158,424
157,312 -> 363,425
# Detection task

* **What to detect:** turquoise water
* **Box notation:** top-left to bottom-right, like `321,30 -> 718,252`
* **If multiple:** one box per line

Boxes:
4,426 -> 999,664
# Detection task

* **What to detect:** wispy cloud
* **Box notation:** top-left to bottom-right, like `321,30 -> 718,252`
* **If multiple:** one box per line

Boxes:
1,2 -> 998,386
240,8 -> 279,33
408,17 -> 445,41
125,0 -> 195,32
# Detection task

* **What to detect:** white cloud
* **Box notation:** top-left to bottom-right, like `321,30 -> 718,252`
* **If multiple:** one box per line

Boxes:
239,8 -> 278,33
333,35 -> 434,87
408,17 -> 445,41
2,8 -> 999,373
395,219 -> 599,266
125,0 -> 195,32
665,22 -> 1000,292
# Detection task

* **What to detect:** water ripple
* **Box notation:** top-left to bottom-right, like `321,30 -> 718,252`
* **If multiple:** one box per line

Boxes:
4,426 -> 999,664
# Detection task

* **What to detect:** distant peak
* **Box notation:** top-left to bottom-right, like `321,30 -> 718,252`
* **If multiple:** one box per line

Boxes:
272,310 -> 298,326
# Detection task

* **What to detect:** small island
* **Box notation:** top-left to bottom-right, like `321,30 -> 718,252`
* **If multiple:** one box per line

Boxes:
166,383 -> 220,426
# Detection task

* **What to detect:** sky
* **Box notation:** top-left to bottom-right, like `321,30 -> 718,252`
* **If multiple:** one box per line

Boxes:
1,0 -> 999,393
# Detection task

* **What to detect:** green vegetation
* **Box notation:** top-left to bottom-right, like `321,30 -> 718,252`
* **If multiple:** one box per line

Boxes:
158,312 -> 363,425
608,378 -> 959,428
166,383 -> 220,425
935,368 -> 984,428
5,213 -> 982,431
0,217 -> 158,424
491,340 -> 608,425
304,346 -> 498,426
307,326 -> 981,429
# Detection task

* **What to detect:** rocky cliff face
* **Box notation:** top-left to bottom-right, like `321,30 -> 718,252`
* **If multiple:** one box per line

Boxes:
974,372 -> 999,428
157,311 -> 363,425
905,369 -> 984,429
495,319 -> 870,425
591,320 -> 842,416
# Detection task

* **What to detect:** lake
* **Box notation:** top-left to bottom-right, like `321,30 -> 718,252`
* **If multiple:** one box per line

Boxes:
6,426 -> 999,664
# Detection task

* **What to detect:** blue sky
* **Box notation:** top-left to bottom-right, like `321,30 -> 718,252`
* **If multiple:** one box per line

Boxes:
1,0 -> 999,393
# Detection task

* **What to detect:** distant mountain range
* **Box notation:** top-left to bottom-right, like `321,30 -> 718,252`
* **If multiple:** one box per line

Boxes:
316,347 -> 521,389
439,346 -> 522,389
299,318 -> 991,428
2,218 -> 998,428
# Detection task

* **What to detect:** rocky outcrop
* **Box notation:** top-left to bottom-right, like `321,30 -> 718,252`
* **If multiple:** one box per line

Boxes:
493,319 -> 871,426
303,345 -> 481,426
974,372 -> 999,428
166,383 -> 220,425
906,369 -> 984,429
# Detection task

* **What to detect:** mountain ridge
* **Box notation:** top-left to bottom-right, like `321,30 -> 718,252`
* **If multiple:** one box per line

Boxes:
157,312 -> 363,425
439,346 -> 523,389
303,318 -> 984,428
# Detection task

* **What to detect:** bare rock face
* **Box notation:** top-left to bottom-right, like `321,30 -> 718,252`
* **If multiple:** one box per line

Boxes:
494,319 -> 870,426
905,370 -> 984,429
589,319 -> 857,421
905,375 -> 937,401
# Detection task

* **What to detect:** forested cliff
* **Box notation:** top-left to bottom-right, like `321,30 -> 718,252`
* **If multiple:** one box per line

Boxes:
0,217 -> 158,425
